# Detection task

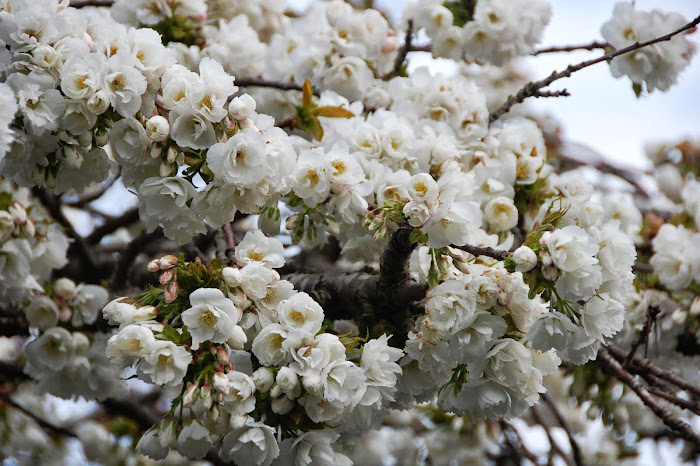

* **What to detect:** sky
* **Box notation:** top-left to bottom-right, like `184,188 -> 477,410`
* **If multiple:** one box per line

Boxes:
292,0 -> 700,170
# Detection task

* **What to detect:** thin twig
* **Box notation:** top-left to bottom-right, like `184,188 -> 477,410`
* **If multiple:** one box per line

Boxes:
500,419 -> 541,464
597,347 -> 700,446
533,41 -> 611,55
490,14 -> 700,123
0,392 -> 76,438
235,78 -> 319,96
625,305 -> 660,366
69,0 -> 113,7
222,223 -> 237,266
454,244 -> 510,261
606,345 -> 700,398
541,392 -> 584,466
530,405 -> 573,466
381,20 -> 413,80
64,172 -> 120,207
646,386 -> 700,416
32,186 -> 98,274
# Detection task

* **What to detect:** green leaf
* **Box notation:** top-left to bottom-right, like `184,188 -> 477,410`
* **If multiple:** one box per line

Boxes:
632,82 -> 643,98
408,228 -> 428,244
311,106 -> 355,119
0,192 -> 12,211
300,116 -> 324,141
159,325 -> 182,344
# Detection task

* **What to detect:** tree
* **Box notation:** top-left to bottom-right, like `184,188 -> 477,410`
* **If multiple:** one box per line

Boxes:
0,0 -> 699,464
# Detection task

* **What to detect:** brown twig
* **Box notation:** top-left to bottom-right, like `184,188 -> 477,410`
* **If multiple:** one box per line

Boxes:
625,305 -> 661,366
235,78 -> 319,96
533,41 -> 612,55
454,243 -> 510,261
64,172 -> 120,207
489,14 -> 700,123
606,345 -> 700,398
597,347 -> 700,446
541,392 -> 584,466
646,386 -> 700,416
530,405 -> 573,466
381,20 -> 413,80
69,0 -> 113,7
0,392 -> 76,438
32,186 -> 98,275
86,207 -> 140,245
222,223 -> 237,266
500,419 -> 541,465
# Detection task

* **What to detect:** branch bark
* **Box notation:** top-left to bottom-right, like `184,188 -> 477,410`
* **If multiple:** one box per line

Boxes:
381,20 -> 413,80
489,14 -> 700,123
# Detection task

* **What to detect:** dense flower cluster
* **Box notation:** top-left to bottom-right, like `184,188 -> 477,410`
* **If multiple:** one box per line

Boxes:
105,231 -> 402,464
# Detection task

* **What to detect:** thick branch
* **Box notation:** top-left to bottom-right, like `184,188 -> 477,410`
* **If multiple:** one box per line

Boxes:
597,348 -> 700,446
490,14 -> 700,123
111,228 -> 163,291
533,41 -> 611,55
378,226 -> 416,289
381,20 -> 413,80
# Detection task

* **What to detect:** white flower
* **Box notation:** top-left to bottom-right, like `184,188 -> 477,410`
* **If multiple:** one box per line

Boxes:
581,294 -> 625,342
290,333 -> 346,378
252,367 -> 275,392
320,360 -> 367,406
527,312 -> 577,352
425,280 -> 478,333
207,128 -> 269,187
136,426 -> 171,461
423,201 -> 482,249
145,115 -> 170,142
106,324 -> 156,368
220,422 -> 280,466
650,224 -> 693,290
361,334 -> 403,386
512,246 -> 537,272
25,327 -> 75,371
276,366 -> 301,397
109,117 -> 148,166
235,230 -> 285,269
137,176 -> 205,245
177,420 -> 212,460
99,51 -> 147,117
279,431 -> 348,466
137,340 -> 192,387
240,262 -> 276,300
290,149 -> 331,208
25,296 -> 59,330
277,292 -> 325,335
251,324 -> 292,366
221,371 -> 256,415
484,196 -> 518,232
547,225 -> 599,272
229,94 -> 257,120
70,284 -> 109,327
182,288 -> 243,350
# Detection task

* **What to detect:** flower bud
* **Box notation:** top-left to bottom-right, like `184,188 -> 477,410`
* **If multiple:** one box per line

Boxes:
0,211 -> 13,241
200,383 -> 213,409
21,219 -> 35,238
539,231 -> 552,245
62,145 -> 83,168
252,367 -> 274,392
164,281 -> 179,303
212,372 -> 230,395
150,144 -> 163,159
222,267 -> 242,287
512,246 -> 537,273
269,384 -> 283,399
9,202 -> 26,224
276,367 -> 300,395
542,265 -> 558,281
160,255 -> 178,270
77,130 -> 93,148
146,115 -> 170,142
271,395 -> 294,415
183,382 -> 199,406
54,277 -> 77,298
87,90 -> 110,115
94,127 -> 109,146
159,269 -> 174,284
147,259 -> 161,272
228,94 -> 256,120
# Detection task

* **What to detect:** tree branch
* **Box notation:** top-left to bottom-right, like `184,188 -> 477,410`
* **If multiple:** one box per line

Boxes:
222,223 -> 237,266
64,172 -> 120,208
0,392 -> 76,438
541,392 -> 584,466
489,14 -> 700,123
378,226 -> 416,289
530,405 -> 573,466
606,345 -> 700,399
453,243 -> 510,261
533,41 -> 611,55
32,186 -> 98,275
69,0 -> 113,7
235,78 -> 319,96
381,20 -> 413,80
625,305 -> 660,366
597,347 -> 700,446
111,228 -> 163,291
86,208 -> 140,245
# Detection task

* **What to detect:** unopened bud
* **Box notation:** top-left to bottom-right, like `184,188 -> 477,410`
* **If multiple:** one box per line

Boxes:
147,259 -> 161,272
9,202 -> 27,224
94,127 -> 109,146
541,265 -> 558,281
164,281 -> 179,303
21,219 -> 35,237
512,246 -> 537,273
159,269 -> 174,284
54,277 -> 77,298
212,372 -> 230,395
183,382 -> 198,406
160,255 -> 178,270
146,115 -> 170,142
222,267 -> 242,287
228,94 -> 256,120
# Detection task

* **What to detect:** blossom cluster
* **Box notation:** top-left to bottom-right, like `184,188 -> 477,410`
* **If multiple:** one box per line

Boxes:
601,2 -> 697,92
104,231 -> 403,465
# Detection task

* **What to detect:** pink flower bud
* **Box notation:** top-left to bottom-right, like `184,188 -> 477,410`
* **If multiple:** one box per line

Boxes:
147,259 -> 161,272
183,382 -> 198,406
160,255 -> 178,270
159,269 -> 174,284
164,281 -> 179,303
